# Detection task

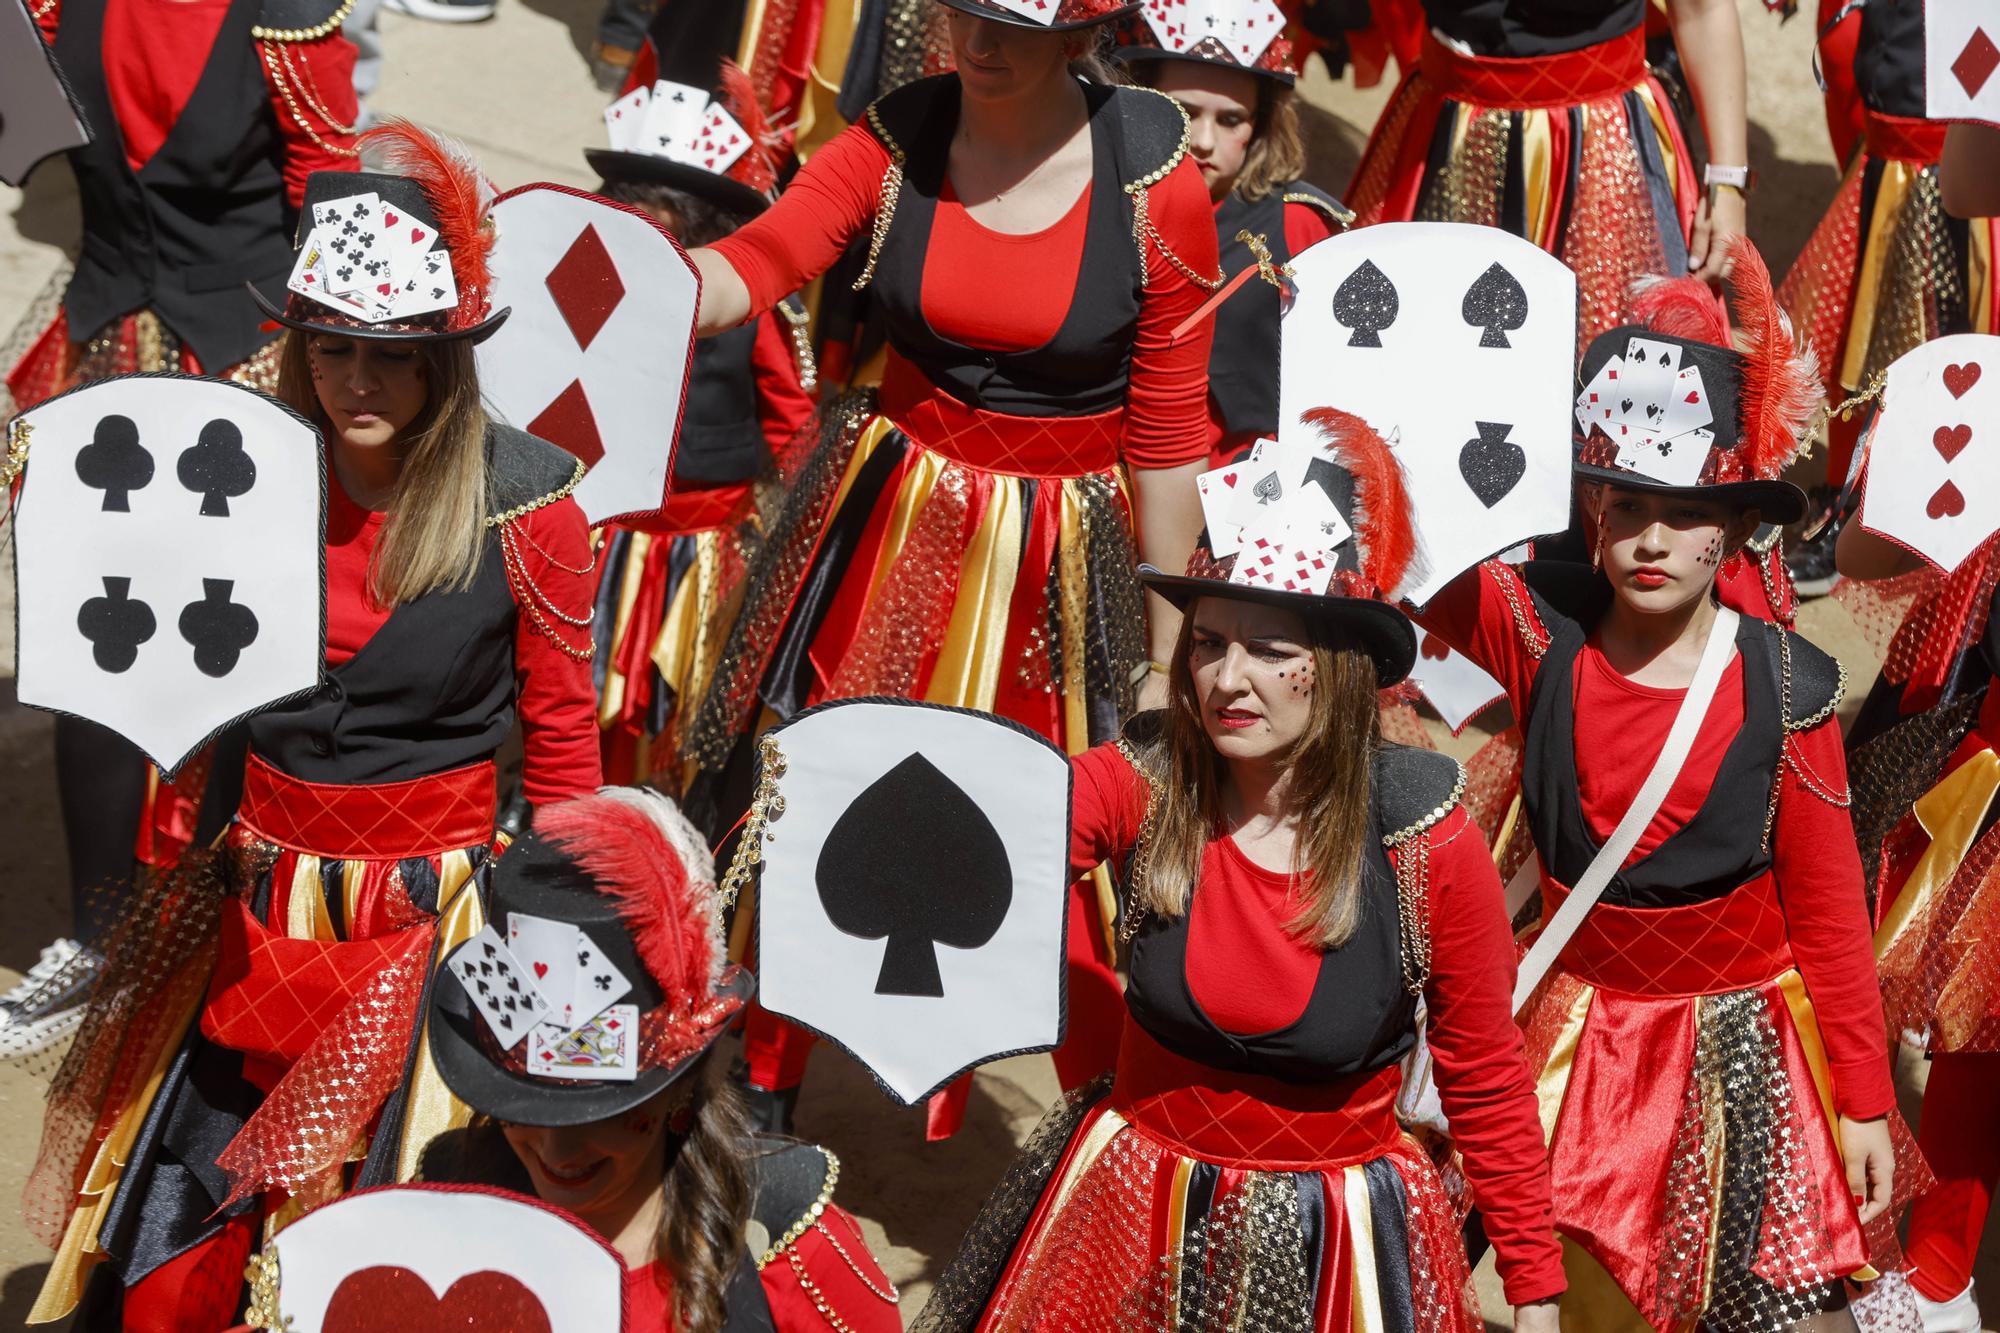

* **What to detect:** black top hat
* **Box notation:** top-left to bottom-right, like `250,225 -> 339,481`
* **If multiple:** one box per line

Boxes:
429,792 -> 751,1127
587,64 -> 781,220
935,0 -> 1141,32
1114,0 -> 1296,84
584,148 -> 773,218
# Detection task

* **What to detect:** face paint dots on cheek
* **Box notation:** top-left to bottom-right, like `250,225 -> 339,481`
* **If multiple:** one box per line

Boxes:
1699,535 -> 1724,568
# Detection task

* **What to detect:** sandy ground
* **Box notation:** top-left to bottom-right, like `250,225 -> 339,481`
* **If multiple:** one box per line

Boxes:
0,1 -> 1995,1326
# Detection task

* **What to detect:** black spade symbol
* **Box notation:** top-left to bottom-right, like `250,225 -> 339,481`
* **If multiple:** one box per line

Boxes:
179,578 -> 259,677
1458,422 -> 1526,509
1251,472 -> 1283,506
816,752 -> 1012,997
78,576 -> 156,673
1619,398 -> 1635,416
1332,260 -> 1398,348
177,419 -> 257,517
1462,263 -> 1528,348
75,414 -> 153,512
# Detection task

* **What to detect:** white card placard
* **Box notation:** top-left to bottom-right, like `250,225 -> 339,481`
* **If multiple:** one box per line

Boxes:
1926,0 -> 2000,126
756,698 -> 1072,1105
1277,222 -> 1577,607
1408,633 -> 1507,734
480,184 -> 699,527
12,375 -> 325,777
1857,333 -> 2000,573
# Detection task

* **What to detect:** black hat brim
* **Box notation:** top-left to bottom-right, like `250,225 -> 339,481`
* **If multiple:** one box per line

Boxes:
935,0 -> 1140,30
428,963 -> 754,1128
1138,564 -> 1418,686
1113,44 -> 1294,84
249,283 -> 510,346
583,150 -> 772,218
1573,464 -> 1807,526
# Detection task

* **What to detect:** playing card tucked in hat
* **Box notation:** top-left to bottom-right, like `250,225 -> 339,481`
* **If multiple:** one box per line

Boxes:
251,119 -> 509,344
1144,408 -> 1422,684
1115,0 -> 1294,82
588,61 -> 782,218
430,788 -> 752,1126
1573,235 -> 1816,523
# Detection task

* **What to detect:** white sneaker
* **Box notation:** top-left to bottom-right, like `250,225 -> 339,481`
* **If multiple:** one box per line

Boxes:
381,0 -> 498,23
0,938 -> 102,1059
1915,1279 -> 1983,1333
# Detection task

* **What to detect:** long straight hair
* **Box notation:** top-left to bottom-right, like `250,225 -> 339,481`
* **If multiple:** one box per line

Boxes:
1137,609 -> 1382,947
276,330 -> 489,607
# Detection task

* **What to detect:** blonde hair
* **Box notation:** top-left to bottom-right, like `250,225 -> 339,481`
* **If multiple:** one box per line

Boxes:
1136,608 -> 1381,947
1233,85 -> 1305,202
278,332 -> 490,607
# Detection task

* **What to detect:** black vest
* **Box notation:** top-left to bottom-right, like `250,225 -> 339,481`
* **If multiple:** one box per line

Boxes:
248,425 -> 581,785
1515,562 -> 1845,908
1421,0 -> 1646,56
1121,735 -> 1463,1083
863,75 -> 1188,418
1209,182 -> 1346,436
55,0 -> 323,369
1855,0 -> 1925,119
672,295 -> 807,486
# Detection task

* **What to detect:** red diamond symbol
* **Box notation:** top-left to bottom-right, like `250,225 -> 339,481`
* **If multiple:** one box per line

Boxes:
1955,28 -> 2000,99
545,224 -> 624,351
527,379 -> 605,467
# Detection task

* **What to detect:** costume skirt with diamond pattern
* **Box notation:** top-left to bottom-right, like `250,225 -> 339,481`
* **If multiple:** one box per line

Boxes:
1343,25 -> 1696,345
1517,876 -> 1930,1331
25,756 -> 497,1322
677,385 -> 1149,1139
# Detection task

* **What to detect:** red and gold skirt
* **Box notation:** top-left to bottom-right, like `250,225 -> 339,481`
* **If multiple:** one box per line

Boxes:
1344,27 -> 1698,343
914,1019 -> 1479,1332
1518,876 -> 1928,1330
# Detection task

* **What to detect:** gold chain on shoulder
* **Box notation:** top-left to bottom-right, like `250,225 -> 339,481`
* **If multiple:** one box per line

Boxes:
720,735 -> 788,908
756,1145 -> 837,1266
274,39 -> 360,133
2,419 -> 33,490
251,0 -> 356,39
258,41 -> 360,158
1493,562 -> 1549,659
1281,190 -> 1356,228
1393,828 -> 1432,995
31,0 -> 55,18
853,105 -> 907,293
484,458 -> 586,528
780,300 -> 818,395
1760,625 -> 1794,851
242,1248 -> 290,1329
809,1211 -> 899,1303
1113,738 -> 1161,943
1379,762 -> 1467,848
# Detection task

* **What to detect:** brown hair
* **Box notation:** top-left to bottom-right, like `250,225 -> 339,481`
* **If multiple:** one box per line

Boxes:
654,1053 -> 754,1333
1121,61 -> 1307,202
1135,605 -> 1381,946
277,330 -> 489,607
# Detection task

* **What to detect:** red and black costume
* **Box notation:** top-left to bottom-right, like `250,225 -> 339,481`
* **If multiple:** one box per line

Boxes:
1344,0 -> 1698,342
679,67 -> 1219,1138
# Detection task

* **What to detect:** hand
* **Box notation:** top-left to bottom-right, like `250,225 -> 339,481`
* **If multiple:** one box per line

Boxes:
1513,1298 -> 1562,1332
1687,186 -> 1747,287
1136,667 -> 1169,712
1840,1113 -> 1895,1226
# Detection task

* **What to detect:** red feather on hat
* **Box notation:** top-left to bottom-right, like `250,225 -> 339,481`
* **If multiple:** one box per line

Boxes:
1721,234 -> 1821,482
715,59 -> 782,196
1300,407 -> 1420,596
538,791 -> 722,1009
360,118 -> 495,331
1629,273 -> 1729,346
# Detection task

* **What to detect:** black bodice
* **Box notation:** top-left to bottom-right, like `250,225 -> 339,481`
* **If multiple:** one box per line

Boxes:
1420,0 -> 1646,57
1209,182 -> 1346,439
1854,0 -> 1925,120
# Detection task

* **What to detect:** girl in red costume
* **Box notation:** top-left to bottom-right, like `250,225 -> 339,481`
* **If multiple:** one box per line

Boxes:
1419,238 -> 1915,1330
1344,0 -> 1750,342
911,411 -> 1563,1332
421,788 -> 899,1333
1115,0 -> 1353,469
678,0 -> 1218,1139
24,127 -> 602,1331
0,0 -> 360,1060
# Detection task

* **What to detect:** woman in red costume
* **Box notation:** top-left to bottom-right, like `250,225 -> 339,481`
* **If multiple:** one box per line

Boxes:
1343,0 -> 1749,342
24,126 -> 602,1331
910,410 -> 1563,1332
0,0 -> 360,1060
679,0 -> 1217,1139
1418,238 -> 1916,1330
420,788 -> 899,1333
1115,0 -> 1353,469
1778,0 -> 1998,595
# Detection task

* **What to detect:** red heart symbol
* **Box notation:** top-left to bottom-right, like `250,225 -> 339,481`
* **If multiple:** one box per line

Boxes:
1945,362 -> 1983,399
324,1268 -> 551,1333
410,227 -> 426,243
1685,390 -> 1700,403
1928,480 -> 1967,519
1421,634 -> 1449,661
384,210 -> 399,226
533,961 -> 549,979
377,283 -> 392,295
1934,423 -> 1972,461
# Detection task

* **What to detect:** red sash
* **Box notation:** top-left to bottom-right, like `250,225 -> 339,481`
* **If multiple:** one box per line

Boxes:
1419,26 -> 1647,110
1534,873 -> 1794,996
237,754 -> 495,860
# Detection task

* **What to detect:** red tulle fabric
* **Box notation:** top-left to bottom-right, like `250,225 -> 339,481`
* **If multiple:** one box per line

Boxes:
1778,161 -> 1865,397
1880,819 -> 2000,1054
823,462 -> 973,699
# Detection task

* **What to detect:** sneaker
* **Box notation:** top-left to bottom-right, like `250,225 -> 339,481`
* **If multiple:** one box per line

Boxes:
382,0 -> 496,24
1783,484 -> 1844,599
1914,1279 -> 1982,1333
0,938 -> 103,1059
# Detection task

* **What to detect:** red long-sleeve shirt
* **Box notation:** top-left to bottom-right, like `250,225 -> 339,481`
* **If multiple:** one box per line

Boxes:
323,470 -> 601,806
1069,743 -> 1567,1307
1420,562 -> 1896,1119
708,119 -> 1216,469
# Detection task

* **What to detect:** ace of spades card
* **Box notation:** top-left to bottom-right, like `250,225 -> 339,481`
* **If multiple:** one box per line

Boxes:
1856,333 -> 2000,573
11,375 -> 324,777
1926,0 -> 2000,126
1276,223 -> 1576,607
751,698 -> 1072,1105
479,184 -> 698,526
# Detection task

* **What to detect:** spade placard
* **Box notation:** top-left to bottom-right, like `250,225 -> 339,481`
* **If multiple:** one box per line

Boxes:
11,374 -> 326,777
754,698 -> 1072,1106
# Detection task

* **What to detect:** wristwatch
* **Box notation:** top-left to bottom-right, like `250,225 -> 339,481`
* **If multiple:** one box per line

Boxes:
1703,163 -> 1756,194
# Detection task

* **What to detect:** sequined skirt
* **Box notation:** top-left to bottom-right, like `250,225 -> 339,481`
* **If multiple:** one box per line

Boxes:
1343,27 -> 1697,343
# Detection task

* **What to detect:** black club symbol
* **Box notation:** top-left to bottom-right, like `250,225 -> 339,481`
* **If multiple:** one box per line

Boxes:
75,414 -> 153,512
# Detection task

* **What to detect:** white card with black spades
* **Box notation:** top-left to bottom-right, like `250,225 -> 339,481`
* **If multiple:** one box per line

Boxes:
447,924 -> 552,1049
1276,223 -> 1577,607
